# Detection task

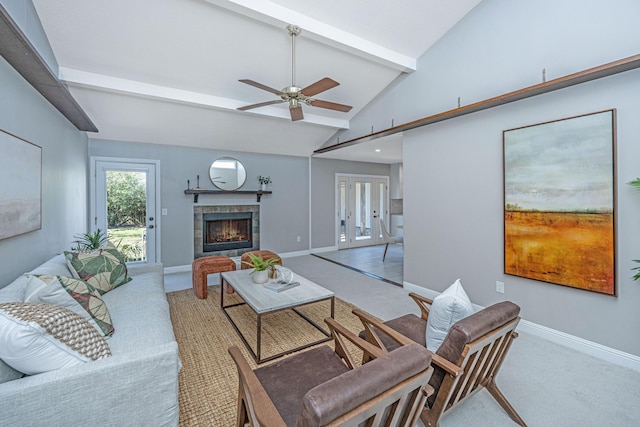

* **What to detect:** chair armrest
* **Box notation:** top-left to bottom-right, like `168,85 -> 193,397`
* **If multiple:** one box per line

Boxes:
352,308 -> 463,378
408,292 -> 432,321
353,308 -> 415,348
228,346 -> 286,427
324,317 -> 385,369
430,353 -> 464,377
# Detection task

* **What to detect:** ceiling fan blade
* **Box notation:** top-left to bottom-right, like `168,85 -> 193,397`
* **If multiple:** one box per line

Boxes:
301,77 -> 339,97
308,99 -> 353,112
290,106 -> 304,121
237,100 -> 284,111
239,79 -> 283,96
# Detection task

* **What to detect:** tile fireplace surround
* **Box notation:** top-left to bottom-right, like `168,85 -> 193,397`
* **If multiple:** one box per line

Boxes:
194,205 -> 260,258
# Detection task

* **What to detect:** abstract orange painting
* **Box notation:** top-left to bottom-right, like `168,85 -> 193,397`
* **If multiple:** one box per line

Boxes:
503,110 -> 616,295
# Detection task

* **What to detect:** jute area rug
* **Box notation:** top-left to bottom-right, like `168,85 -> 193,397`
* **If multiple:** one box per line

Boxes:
167,285 -> 366,427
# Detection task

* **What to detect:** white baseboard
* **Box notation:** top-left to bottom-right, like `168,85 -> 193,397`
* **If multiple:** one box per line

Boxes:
310,245 -> 339,254
163,265 -> 191,274
403,281 -> 640,373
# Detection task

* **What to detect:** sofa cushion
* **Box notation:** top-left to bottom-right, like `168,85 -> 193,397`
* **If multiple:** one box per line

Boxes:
255,345 -> 349,427
0,302 -> 111,375
0,359 -> 23,384
426,279 -> 473,352
25,275 -> 114,337
64,242 -> 131,294
27,254 -> 73,277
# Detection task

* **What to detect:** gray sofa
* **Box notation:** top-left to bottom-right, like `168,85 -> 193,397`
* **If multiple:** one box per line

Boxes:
0,254 -> 181,426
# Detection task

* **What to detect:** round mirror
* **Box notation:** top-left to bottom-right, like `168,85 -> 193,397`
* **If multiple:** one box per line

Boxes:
209,157 -> 247,191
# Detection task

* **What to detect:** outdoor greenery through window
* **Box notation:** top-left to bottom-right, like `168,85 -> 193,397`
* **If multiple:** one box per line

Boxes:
107,170 -> 147,262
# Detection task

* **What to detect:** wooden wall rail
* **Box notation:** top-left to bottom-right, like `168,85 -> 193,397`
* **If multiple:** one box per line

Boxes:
313,53 -> 640,155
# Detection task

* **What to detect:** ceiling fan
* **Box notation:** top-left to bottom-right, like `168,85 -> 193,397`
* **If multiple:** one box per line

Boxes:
237,25 -> 352,122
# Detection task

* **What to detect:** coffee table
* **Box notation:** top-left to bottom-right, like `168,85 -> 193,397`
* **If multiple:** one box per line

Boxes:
220,269 -> 335,364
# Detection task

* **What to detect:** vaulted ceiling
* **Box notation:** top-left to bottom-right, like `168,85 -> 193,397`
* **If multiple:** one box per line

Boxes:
32,0 -> 480,162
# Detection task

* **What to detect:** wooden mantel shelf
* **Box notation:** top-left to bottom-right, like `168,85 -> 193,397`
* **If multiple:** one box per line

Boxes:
313,53 -> 640,155
184,189 -> 272,203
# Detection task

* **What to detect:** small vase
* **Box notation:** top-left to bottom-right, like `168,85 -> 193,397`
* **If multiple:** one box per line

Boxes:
252,269 -> 269,284
260,183 -> 267,191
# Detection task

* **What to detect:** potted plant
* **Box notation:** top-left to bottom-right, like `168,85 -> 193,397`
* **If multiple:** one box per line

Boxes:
258,175 -> 272,191
241,253 -> 281,284
630,178 -> 640,281
71,229 -> 108,251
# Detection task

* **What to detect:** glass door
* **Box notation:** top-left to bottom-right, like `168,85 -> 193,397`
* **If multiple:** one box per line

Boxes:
94,160 -> 158,263
337,175 -> 388,249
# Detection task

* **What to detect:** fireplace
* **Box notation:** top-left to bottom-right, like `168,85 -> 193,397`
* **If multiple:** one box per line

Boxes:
194,205 -> 259,258
203,212 -> 252,252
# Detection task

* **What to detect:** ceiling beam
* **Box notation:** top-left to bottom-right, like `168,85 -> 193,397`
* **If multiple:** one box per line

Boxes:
0,5 -> 97,132
202,0 -> 416,73
59,67 -> 350,129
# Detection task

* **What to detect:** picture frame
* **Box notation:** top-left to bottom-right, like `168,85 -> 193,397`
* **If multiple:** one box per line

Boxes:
0,130 -> 42,240
503,109 -> 616,295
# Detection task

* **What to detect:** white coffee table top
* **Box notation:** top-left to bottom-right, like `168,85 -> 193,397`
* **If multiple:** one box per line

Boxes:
221,269 -> 335,314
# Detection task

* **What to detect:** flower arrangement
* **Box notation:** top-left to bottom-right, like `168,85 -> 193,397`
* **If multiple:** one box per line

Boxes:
257,175 -> 272,185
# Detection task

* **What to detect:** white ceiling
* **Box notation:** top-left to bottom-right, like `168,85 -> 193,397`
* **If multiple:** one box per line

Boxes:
31,0 -> 480,162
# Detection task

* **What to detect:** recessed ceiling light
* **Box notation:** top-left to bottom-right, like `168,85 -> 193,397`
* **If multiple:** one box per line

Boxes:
375,149 -> 381,152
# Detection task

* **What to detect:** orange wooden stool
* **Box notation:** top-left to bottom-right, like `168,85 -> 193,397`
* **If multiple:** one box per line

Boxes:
191,256 -> 236,299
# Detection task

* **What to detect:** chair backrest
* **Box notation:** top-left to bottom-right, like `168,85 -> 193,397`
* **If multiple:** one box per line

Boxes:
379,217 -> 393,242
296,343 -> 433,427
429,301 -> 520,412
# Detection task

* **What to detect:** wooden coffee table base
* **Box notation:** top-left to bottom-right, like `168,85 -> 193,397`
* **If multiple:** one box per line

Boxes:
221,283 -> 335,364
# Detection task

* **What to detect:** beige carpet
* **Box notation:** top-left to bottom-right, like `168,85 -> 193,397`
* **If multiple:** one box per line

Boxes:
167,285 -> 366,426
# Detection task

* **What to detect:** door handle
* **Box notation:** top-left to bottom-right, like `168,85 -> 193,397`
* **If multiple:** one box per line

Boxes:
148,225 -> 154,229
149,217 -> 154,221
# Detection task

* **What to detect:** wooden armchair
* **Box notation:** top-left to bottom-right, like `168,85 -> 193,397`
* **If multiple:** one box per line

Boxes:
353,293 -> 526,427
228,317 -> 434,427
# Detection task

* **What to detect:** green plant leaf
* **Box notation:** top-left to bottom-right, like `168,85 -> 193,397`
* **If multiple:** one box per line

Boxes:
632,260 -> 640,281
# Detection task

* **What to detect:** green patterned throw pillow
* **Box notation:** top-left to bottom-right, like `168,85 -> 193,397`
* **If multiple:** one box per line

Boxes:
64,241 -> 131,294
26,275 -> 115,337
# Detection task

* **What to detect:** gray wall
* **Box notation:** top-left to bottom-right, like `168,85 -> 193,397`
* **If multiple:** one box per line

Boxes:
89,139 -> 311,268
89,141 -> 391,266
0,0 -> 59,72
310,158 -> 390,248
0,55 -> 88,287
345,0 -> 640,356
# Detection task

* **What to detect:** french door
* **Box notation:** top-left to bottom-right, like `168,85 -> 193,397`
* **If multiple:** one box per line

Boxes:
337,175 -> 388,249
91,158 -> 160,263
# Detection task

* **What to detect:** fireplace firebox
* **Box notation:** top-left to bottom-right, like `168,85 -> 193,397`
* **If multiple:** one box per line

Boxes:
203,212 -> 253,252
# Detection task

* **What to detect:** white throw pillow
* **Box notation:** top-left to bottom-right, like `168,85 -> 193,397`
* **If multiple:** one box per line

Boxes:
426,279 -> 474,352
0,302 -> 111,375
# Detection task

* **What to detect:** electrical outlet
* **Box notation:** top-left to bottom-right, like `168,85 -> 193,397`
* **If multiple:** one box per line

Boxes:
296,236 -> 301,243
496,281 -> 505,294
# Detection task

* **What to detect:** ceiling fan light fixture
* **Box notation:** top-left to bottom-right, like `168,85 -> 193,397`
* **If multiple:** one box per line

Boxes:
236,24 -> 352,121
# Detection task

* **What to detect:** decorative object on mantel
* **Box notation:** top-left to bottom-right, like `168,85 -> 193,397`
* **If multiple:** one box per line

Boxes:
504,109 -> 616,296
257,175 -> 272,191
185,157 -> 271,202
241,253 -> 281,284
209,157 -> 247,191
629,178 -> 640,281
